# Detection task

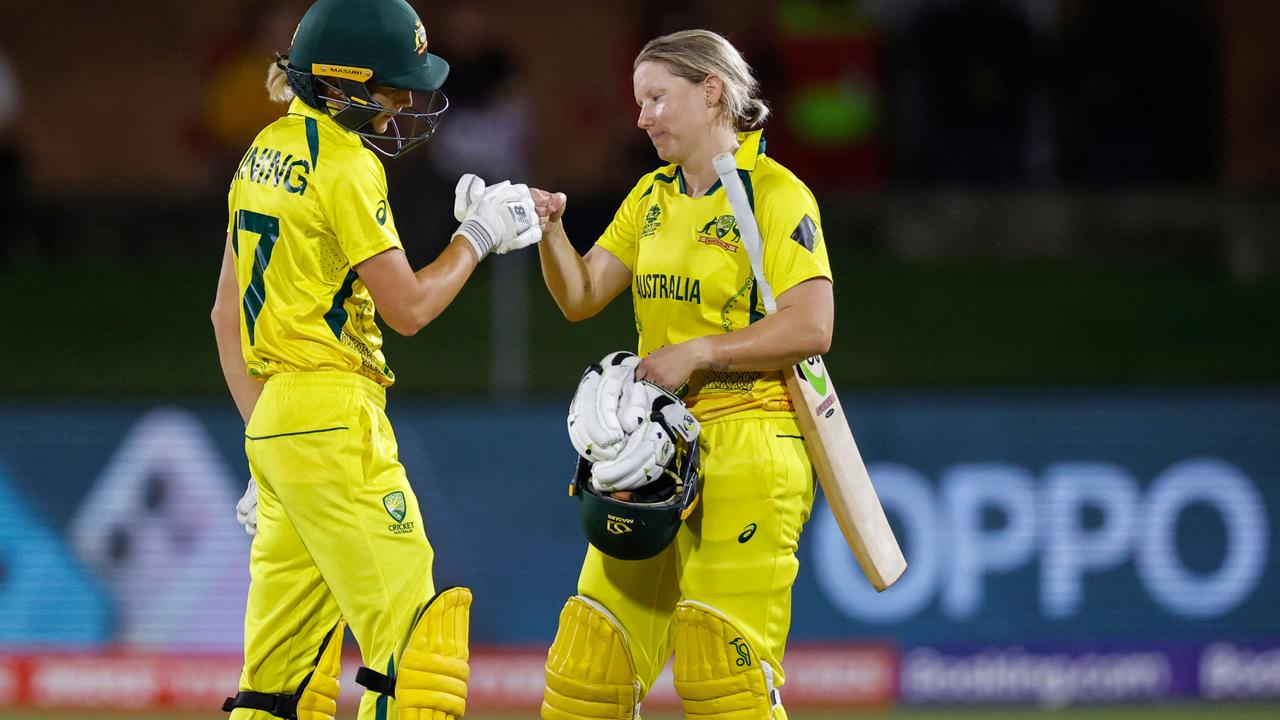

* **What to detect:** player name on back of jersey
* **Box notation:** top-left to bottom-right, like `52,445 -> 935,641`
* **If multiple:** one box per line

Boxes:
634,273 -> 702,304
234,144 -> 312,196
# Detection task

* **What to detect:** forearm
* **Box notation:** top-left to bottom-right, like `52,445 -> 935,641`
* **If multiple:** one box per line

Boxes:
401,237 -> 480,333
697,306 -> 832,373
212,311 -> 262,423
537,223 -> 598,321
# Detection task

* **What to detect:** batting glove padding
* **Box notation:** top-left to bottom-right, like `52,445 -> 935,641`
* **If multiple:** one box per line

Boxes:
590,411 -> 676,492
453,173 -> 486,223
236,476 -> 257,537
589,379 -> 699,493
567,351 -> 639,462
455,181 -> 541,261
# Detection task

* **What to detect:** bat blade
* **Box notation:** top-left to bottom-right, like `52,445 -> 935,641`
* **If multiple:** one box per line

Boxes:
710,151 -> 905,591
788,356 -> 907,591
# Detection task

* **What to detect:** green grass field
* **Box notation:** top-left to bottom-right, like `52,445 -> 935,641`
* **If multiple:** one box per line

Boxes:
4,706 -> 1278,719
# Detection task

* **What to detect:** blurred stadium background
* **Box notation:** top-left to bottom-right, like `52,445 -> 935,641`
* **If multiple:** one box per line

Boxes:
0,0 -> 1278,717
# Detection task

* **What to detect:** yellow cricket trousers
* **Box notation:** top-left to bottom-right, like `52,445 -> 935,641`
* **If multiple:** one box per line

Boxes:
575,414 -> 817,695
238,371 -> 435,720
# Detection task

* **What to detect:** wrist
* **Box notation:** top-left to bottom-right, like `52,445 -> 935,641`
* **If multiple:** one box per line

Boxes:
544,219 -> 566,242
692,336 -> 719,371
455,220 -> 493,261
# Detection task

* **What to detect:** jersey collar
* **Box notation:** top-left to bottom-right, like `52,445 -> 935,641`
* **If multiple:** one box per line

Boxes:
672,130 -> 767,196
732,129 -> 766,172
287,98 -> 362,148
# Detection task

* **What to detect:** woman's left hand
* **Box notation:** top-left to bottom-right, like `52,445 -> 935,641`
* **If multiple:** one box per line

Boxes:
635,338 -> 710,391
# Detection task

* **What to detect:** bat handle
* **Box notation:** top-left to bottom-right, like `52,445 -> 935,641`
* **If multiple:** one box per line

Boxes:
712,152 -> 737,178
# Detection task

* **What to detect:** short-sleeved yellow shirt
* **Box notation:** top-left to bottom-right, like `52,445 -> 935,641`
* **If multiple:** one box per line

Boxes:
226,99 -> 401,386
596,131 -> 832,421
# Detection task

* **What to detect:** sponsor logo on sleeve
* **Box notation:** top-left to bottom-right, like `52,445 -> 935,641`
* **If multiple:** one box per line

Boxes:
791,215 -> 818,251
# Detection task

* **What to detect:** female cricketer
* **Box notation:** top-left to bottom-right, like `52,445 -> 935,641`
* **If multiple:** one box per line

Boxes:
534,29 -> 834,720
210,1 -> 538,718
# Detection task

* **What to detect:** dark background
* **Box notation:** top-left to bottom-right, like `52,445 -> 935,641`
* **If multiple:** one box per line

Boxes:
0,0 -> 1276,398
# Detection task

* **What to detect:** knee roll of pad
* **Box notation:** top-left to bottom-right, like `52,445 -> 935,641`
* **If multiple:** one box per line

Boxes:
222,618 -> 346,720
397,586 -> 473,720
672,601 -> 785,720
296,618 -> 345,720
542,595 -> 641,720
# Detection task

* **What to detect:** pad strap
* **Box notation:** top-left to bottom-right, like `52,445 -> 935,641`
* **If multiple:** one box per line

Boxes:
223,618 -> 346,720
355,666 -> 397,697
222,691 -> 298,718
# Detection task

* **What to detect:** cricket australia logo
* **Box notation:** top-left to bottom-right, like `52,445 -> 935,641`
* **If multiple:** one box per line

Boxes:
383,491 -> 416,534
728,637 -> 752,667
641,205 -> 662,238
697,215 -> 741,253
413,21 -> 429,55
383,492 -> 407,522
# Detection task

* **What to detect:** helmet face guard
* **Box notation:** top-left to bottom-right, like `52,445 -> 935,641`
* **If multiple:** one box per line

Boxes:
283,59 -> 449,159
571,416 -> 701,561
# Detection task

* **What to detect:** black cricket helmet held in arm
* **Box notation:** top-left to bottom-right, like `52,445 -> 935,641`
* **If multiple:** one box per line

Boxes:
571,396 -> 702,561
282,0 -> 450,157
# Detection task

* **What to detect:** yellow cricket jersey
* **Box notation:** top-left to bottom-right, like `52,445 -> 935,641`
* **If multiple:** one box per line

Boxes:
596,130 -> 832,422
226,99 -> 402,387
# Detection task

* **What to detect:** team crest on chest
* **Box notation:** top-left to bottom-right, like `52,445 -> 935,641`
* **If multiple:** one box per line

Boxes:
697,215 -> 741,253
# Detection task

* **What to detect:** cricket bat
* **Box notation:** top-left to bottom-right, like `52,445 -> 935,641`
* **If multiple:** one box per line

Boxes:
713,153 -> 907,591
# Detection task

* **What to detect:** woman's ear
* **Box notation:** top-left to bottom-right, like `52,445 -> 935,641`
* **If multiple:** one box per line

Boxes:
704,75 -> 723,109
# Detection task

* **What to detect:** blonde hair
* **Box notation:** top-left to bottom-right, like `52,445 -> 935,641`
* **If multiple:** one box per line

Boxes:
265,58 -> 295,104
634,29 -> 769,131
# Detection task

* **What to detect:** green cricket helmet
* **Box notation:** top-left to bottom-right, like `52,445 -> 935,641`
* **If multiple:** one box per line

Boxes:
570,394 -> 702,561
282,0 -> 450,157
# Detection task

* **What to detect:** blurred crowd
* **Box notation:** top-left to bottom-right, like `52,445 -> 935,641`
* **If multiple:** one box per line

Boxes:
0,0 -> 1276,272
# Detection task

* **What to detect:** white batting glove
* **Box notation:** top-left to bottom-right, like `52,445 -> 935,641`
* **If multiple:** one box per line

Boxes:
455,181 -> 541,260
619,380 -> 700,441
596,351 -> 640,431
567,351 -> 638,461
453,173 -> 486,222
236,476 -> 258,537
590,414 -> 676,493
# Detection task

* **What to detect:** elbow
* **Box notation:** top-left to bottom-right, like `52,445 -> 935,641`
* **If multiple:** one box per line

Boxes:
385,315 -> 423,337
561,307 -> 592,323
805,321 -> 833,358
211,298 -> 234,331
558,297 -> 602,323
810,337 -> 832,358
382,305 -> 434,337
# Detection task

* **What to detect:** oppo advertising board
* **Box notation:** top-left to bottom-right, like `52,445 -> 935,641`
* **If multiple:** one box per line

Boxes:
0,392 -> 1275,708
